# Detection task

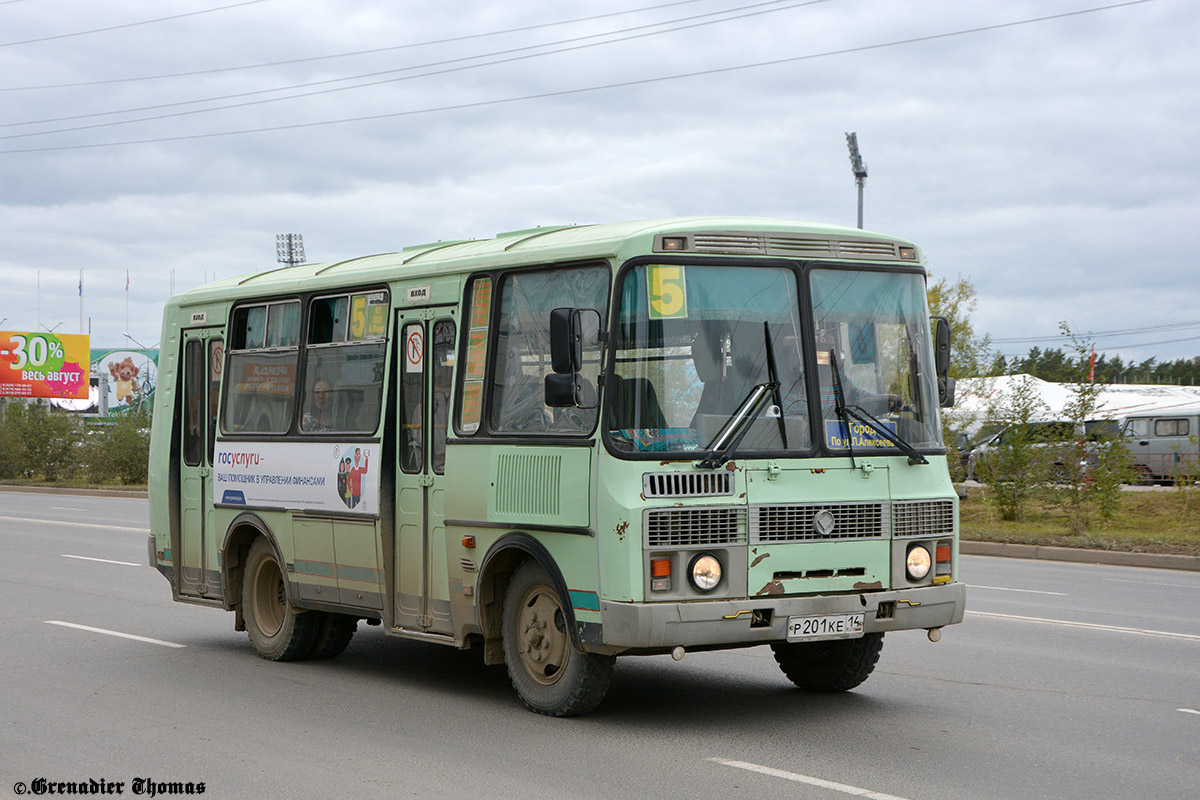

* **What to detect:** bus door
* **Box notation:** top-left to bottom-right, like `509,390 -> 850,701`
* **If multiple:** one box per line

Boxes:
393,308 -> 457,633
178,329 -> 223,599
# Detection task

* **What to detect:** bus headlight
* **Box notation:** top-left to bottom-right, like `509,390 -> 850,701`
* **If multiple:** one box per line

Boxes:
688,554 -> 722,592
906,545 -> 932,581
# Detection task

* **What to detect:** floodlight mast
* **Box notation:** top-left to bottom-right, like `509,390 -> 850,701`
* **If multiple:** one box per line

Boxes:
276,233 -> 306,266
845,132 -> 868,229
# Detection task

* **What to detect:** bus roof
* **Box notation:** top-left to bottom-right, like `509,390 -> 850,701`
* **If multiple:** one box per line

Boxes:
169,216 -> 922,305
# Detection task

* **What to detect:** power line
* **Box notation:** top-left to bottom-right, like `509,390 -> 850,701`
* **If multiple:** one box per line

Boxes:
1001,334 -> 1200,359
0,0 -> 1157,155
993,320 -> 1200,344
0,0 -> 270,48
0,0 -> 716,92
0,0 -> 817,135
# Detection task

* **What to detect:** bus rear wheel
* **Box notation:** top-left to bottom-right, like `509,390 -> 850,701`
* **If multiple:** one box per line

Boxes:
242,537 -> 318,661
501,561 -> 614,716
771,632 -> 884,692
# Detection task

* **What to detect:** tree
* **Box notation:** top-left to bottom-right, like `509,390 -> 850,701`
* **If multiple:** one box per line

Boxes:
977,375 -> 1052,522
1047,323 -> 1135,532
926,273 -> 996,379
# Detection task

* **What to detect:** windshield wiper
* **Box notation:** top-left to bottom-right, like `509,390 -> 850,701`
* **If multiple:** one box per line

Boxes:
828,346 -> 856,469
763,321 -> 788,449
695,381 -> 778,470
842,404 -> 928,466
829,349 -> 928,466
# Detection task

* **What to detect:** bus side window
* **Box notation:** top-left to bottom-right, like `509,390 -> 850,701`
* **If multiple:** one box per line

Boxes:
431,319 -> 455,474
222,301 -> 299,435
301,291 -> 388,435
489,265 -> 607,434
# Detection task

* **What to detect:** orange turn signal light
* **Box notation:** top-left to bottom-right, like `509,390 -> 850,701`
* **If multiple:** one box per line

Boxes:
650,558 -> 671,578
462,535 -> 476,549
936,544 -> 951,563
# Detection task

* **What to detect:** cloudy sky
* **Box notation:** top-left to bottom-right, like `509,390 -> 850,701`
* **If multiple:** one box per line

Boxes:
1,0 -> 1197,367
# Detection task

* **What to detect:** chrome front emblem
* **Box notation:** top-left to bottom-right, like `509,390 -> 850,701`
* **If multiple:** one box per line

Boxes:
812,509 -> 837,537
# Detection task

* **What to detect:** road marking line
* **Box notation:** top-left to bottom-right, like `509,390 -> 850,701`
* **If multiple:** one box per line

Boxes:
1179,708 -> 1200,716
1108,578 -> 1200,590
63,554 -> 141,566
45,621 -> 185,648
967,584 -> 1068,596
0,514 -> 149,533
52,506 -> 87,511
967,611 -> 1200,642
710,758 -> 912,800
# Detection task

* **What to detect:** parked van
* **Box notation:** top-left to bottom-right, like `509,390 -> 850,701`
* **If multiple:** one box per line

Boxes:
1123,407 -> 1200,483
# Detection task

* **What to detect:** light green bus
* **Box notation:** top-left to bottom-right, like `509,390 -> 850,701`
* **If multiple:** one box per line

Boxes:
148,216 -> 966,716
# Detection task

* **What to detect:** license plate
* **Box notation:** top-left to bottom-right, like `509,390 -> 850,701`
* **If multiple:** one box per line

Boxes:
786,613 -> 865,642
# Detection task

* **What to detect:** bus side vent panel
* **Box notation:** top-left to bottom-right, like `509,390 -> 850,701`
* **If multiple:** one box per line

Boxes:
642,471 -> 733,498
644,507 -> 747,547
750,502 -> 887,543
494,452 -> 562,518
891,499 -> 956,537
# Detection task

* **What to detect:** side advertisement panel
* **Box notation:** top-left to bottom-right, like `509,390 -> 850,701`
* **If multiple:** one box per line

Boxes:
214,440 -> 379,516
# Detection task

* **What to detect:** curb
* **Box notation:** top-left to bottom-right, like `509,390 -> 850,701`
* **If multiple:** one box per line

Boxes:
961,541 -> 1200,572
0,484 -> 148,500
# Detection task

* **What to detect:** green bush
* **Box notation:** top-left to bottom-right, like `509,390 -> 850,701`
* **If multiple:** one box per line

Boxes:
0,399 -> 150,486
0,401 -> 84,481
85,408 -> 151,485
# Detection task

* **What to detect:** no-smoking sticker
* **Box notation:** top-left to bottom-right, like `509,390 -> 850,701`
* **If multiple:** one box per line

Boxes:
405,327 -> 424,373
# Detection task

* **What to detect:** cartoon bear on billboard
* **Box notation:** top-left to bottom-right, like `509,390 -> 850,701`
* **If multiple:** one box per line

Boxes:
107,357 -> 140,404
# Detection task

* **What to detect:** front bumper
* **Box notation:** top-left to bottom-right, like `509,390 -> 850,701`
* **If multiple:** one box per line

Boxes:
596,582 -> 966,650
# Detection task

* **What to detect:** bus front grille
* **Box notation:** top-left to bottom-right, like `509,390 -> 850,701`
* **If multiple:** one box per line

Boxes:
645,507 -> 747,547
891,499 -> 956,537
750,502 -> 886,542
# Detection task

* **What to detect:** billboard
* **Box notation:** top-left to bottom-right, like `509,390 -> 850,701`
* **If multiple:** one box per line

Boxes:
0,331 -> 90,400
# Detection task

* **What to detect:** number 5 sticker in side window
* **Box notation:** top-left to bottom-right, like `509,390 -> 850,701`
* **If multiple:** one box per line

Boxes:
647,265 -> 688,320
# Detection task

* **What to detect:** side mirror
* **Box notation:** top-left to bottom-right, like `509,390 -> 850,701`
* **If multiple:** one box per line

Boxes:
932,316 -> 951,377
544,373 -> 577,408
549,308 -> 580,374
939,375 -> 956,408
547,307 -> 603,409
931,316 -> 954,407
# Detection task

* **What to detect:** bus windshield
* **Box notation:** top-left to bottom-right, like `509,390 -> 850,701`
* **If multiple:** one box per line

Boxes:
609,263 -> 809,455
811,268 -> 943,452
607,263 -> 943,456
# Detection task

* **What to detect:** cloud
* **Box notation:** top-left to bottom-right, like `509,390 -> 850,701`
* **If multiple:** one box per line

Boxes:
1,0 -> 1197,365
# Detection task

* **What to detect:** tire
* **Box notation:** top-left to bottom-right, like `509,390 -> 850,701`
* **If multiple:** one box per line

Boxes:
502,561 -> 615,717
242,537 -> 318,661
309,613 -> 357,659
771,632 -> 884,692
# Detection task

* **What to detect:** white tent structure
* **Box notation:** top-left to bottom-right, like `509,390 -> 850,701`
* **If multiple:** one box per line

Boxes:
952,374 -> 1200,435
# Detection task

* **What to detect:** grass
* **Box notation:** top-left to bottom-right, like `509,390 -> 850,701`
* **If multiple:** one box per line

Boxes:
959,485 -> 1200,556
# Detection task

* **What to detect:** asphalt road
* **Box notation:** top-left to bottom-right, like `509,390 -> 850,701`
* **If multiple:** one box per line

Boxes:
2,491 -> 1197,800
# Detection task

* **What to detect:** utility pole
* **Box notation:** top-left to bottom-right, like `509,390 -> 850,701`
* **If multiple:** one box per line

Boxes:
276,233 -> 306,266
845,132 -> 868,229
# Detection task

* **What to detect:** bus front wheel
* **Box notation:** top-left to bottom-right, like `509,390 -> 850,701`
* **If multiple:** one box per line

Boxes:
501,561 -> 614,716
242,537 -> 318,661
771,632 -> 884,692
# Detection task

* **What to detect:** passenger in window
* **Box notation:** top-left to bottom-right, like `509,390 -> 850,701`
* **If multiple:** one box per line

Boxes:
304,379 -> 336,431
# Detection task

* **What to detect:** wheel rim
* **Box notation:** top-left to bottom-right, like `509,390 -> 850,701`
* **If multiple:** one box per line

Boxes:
515,584 -> 571,686
251,555 -> 286,637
